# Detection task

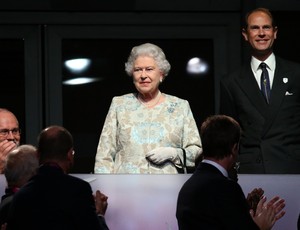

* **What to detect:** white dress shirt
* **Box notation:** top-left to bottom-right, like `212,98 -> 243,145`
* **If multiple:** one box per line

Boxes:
251,53 -> 276,89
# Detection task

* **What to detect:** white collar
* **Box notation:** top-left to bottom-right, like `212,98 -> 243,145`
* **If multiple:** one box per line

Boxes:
251,53 -> 276,73
202,159 -> 228,178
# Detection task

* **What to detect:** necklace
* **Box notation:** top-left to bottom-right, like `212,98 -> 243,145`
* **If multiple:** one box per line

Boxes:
138,91 -> 162,108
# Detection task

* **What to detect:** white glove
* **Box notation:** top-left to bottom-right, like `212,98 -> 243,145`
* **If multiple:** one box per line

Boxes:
146,147 -> 178,164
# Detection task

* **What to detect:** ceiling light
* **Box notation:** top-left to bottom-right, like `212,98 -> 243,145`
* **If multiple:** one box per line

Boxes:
64,58 -> 91,74
63,77 -> 102,86
186,57 -> 208,75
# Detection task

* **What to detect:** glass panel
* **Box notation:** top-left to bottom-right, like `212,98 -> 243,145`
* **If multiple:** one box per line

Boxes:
62,39 -> 214,173
0,39 -> 25,143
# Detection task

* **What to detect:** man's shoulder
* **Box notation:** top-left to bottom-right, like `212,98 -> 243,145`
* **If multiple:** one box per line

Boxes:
221,64 -> 249,82
18,173 -> 91,194
63,174 -> 92,188
276,56 -> 300,69
0,194 -> 13,210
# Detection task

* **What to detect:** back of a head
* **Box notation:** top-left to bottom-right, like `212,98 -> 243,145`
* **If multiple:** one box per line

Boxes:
200,115 -> 241,159
4,144 -> 38,188
38,125 -> 73,164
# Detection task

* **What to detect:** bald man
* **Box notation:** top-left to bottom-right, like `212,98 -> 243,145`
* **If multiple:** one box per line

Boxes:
0,109 -> 20,173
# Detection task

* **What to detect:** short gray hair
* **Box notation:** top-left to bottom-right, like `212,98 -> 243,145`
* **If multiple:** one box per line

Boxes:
4,144 -> 39,188
125,43 -> 171,77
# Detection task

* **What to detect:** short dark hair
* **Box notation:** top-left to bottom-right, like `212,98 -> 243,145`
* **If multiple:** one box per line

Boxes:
38,126 -> 73,162
243,7 -> 276,29
200,115 -> 241,159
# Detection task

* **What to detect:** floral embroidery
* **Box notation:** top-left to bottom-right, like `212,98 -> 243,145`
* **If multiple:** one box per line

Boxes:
94,93 -> 201,174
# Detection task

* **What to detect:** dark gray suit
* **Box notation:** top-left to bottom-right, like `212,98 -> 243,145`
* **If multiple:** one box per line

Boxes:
176,163 -> 259,229
220,56 -> 300,173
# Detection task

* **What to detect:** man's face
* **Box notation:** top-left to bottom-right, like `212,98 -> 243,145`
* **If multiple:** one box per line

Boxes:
242,11 -> 278,57
0,111 -> 21,145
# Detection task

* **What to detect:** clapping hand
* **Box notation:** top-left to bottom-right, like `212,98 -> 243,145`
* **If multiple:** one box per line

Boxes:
247,187 -> 264,214
94,190 -> 108,216
251,195 -> 285,230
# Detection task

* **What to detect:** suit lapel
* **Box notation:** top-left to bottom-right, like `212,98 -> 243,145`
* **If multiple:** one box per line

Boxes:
235,65 -> 269,117
234,60 -> 291,137
261,58 -> 290,136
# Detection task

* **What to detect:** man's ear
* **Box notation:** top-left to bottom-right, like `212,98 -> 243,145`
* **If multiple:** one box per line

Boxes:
274,26 -> 278,39
242,28 -> 248,41
233,143 -> 238,151
67,149 -> 74,161
231,143 -> 239,155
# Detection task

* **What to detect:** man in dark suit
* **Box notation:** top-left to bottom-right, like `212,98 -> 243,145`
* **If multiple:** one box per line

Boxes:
220,7 -> 300,173
176,115 -> 285,229
7,125 -> 109,230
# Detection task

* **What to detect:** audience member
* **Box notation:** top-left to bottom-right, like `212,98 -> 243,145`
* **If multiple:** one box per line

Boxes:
0,109 -> 20,173
0,144 -> 38,227
7,125 -> 109,230
220,7 -> 300,173
94,43 -> 201,174
176,115 -> 285,229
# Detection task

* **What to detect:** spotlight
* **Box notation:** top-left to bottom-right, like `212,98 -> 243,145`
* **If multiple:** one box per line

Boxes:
63,77 -> 102,86
64,58 -> 91,74
186,57 -> 208,75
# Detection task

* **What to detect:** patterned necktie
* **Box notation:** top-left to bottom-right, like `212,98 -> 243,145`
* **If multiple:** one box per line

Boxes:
260,62 -> 271,104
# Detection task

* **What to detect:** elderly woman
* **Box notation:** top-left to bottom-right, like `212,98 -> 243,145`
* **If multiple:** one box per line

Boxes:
94,43 -> 202,174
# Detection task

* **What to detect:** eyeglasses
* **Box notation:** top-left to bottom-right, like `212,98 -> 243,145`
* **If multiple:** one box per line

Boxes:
0,128 -> 21,137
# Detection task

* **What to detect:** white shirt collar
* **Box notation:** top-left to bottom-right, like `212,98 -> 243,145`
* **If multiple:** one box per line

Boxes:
251,53 -> 276,73
202,159 -> 228,178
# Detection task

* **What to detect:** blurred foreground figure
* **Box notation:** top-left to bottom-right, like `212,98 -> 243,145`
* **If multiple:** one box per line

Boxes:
176,115 -> 285,230
0,145 -> 38,227
7,125 -> 109,230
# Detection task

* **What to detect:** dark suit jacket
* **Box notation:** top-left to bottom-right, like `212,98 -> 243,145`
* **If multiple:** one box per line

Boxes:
176,163 -> 259,230
6,164 -> 109,230
0,189 -> 14,226
220,56 -> 300,173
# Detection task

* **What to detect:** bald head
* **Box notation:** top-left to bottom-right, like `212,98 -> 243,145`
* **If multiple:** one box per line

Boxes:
0,108 -> 19,125
37,125 -> 73,163
0,108 -> 20,144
